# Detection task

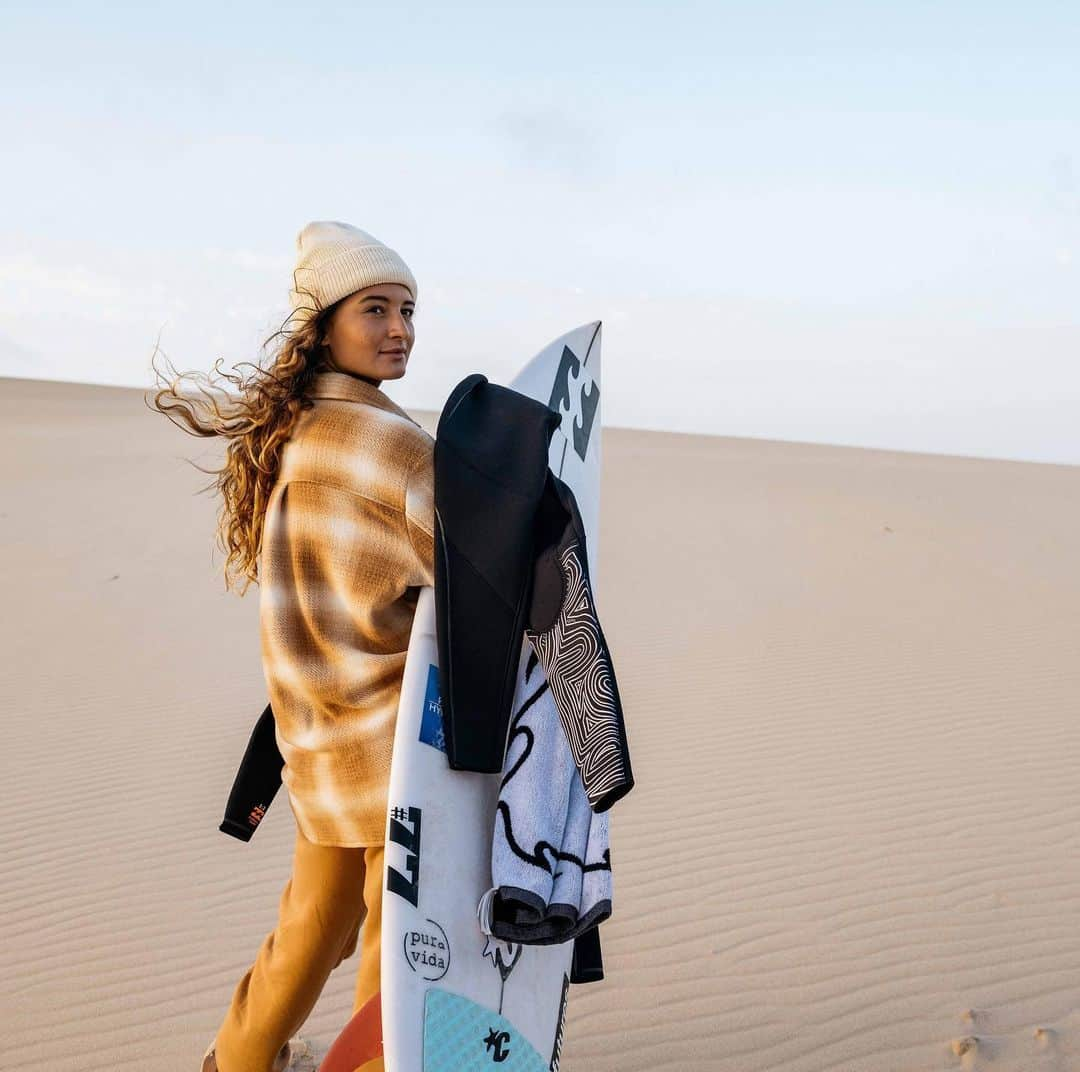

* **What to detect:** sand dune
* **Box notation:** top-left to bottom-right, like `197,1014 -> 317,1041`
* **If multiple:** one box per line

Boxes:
2,375 -> 1078,1071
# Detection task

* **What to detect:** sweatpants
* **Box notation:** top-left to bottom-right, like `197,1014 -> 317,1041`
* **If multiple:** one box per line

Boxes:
212,823 -> 384,1072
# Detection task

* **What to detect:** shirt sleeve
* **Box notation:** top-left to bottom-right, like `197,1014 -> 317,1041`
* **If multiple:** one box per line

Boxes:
403,443 -> 436,589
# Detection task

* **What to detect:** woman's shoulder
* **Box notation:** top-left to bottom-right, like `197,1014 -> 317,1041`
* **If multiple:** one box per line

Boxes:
280,401 -> 432,511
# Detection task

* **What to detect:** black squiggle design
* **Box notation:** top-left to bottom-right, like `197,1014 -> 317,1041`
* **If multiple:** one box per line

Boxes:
494,801 -> 611,875
526,540 -> 632,811
499,672 -> 549,790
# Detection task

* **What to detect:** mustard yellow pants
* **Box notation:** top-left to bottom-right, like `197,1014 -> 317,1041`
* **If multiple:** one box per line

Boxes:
212,824 -> 384,1072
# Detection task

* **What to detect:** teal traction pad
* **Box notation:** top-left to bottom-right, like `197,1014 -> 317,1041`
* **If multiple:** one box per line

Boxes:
423,988 -> 548,1071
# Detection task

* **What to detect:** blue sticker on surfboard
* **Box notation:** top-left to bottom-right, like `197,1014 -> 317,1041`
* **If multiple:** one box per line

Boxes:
423,988 -> 547,1071
418,663 -> 446,754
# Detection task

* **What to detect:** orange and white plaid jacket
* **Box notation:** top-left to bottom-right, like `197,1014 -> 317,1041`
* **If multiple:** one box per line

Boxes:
258,369 -> 435,847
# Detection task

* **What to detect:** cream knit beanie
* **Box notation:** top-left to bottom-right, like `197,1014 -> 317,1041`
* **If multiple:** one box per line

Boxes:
288,221 -> 418,324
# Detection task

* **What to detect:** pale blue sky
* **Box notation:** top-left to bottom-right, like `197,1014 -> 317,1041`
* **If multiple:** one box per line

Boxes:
2,1 -> 1078,463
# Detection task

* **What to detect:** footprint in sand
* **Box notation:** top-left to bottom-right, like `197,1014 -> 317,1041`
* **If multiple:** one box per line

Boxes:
1033,1024 -> 1057,1052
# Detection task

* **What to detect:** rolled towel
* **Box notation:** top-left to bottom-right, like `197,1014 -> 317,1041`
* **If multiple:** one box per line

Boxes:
478,642 -> 612,946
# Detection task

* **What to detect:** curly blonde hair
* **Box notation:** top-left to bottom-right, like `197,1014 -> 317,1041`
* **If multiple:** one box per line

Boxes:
146,294 -> 343,596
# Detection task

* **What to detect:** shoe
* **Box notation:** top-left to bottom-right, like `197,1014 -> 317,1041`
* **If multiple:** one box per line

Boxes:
200,1037 -> 310,1072
524,469 -> 634,812
271,1040 -> 293,1072
277,1037 -> 321,1071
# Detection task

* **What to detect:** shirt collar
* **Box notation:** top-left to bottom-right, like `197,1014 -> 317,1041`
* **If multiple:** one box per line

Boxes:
307,369 -> 417,425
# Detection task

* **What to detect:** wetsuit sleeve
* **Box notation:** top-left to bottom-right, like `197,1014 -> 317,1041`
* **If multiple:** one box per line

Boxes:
219,703 -> 283,841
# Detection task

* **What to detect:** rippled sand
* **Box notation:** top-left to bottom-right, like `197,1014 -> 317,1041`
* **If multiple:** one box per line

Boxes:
3,375 -> 1079,1071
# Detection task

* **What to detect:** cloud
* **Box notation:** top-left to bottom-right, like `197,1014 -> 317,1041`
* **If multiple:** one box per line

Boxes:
203,246 -> 291,272
1048,153 -> 1079,219
0,330 -> 54,377
0,253 -> 186,324
491,107 -> 610,181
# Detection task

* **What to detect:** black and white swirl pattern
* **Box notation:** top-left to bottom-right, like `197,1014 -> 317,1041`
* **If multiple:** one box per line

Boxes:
526,539 -> 633,811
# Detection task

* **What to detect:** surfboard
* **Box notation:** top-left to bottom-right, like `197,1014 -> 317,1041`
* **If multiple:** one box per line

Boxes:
322,320 -> 603,1072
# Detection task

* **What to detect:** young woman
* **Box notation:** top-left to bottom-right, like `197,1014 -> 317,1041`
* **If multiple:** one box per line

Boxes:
151,221 -> 434,1072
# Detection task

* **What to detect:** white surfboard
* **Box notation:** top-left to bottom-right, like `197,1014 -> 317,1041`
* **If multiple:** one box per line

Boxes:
381,322 -> 604,1072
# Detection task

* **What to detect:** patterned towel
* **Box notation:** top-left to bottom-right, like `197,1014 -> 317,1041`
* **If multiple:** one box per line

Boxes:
477,639 -> 612,945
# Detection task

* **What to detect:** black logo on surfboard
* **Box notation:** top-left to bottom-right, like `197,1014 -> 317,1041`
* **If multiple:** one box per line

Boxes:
549,971 -> 570,1071
548,345 -> 598,462
481,935 -> 523,1015
387,804 -> 421,906
402,917 -> 450,981
484,1026 -> 511,1062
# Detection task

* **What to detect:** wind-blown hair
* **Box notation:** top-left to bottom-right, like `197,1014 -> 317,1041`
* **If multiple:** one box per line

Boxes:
146,291 -> 342,596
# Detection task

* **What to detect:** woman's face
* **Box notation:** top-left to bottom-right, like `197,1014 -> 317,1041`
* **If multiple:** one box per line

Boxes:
321,282 -> 416,387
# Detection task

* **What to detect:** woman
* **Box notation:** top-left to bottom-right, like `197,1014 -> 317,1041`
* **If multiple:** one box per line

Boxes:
151,221 -> 434,1072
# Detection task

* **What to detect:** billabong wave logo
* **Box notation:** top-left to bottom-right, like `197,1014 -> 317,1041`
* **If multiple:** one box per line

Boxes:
548,344 -> 598,462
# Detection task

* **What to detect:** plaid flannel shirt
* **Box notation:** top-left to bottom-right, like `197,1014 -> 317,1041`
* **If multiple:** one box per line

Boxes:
258,369 -> 434,846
